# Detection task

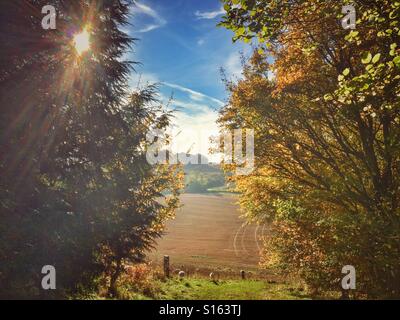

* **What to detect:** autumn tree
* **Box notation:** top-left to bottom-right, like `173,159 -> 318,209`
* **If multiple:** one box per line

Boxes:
219,0 -> 400,298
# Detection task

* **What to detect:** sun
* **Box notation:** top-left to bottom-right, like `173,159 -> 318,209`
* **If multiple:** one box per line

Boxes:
73,28 -> 91,55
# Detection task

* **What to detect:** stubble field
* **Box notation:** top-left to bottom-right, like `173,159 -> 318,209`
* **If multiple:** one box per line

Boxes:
150,194 -> 268,274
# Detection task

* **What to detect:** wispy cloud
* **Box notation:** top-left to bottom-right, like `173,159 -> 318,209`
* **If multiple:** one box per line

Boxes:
129,72 -> 160,89
138,24 -> 161,33
224,51 -> 244,79
197,39 -> 205,46
195,7 -> 225,20
163,82 -> 224,107
134,2 -> 166,33
169,109 -> 222,163
129,74 -> 224,108
128,74 -> 222,161
170,99 -> 212,113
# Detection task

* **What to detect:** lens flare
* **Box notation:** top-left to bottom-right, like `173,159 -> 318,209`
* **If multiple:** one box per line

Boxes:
73,28 -> 91,55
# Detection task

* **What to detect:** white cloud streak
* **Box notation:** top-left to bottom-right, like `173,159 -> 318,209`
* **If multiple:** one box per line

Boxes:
163,82 -> 224,107
194,7 -> 225,20
134,2 -> 166,33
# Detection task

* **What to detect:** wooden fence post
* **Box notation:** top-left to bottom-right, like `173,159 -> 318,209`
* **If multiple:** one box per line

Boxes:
164,255 -> 170,278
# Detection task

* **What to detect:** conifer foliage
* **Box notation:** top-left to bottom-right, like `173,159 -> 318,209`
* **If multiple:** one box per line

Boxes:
0,0 -> 181,298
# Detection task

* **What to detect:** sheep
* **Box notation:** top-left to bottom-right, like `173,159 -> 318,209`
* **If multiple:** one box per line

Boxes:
209,272 -> 220,284
178,270 -> 185,279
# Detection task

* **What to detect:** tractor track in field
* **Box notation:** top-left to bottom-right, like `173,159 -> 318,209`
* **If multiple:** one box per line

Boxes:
151,194 -> 264,270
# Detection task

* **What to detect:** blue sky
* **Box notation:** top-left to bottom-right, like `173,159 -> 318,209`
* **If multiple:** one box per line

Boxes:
125,0 -> 251,161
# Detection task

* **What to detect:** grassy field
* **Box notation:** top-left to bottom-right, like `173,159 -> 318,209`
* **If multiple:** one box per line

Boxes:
137,194 -> 312,300
80,277 -> 310,300
154,278 -> 310,300
75,193 -> 313,300
150,194 -> 266,272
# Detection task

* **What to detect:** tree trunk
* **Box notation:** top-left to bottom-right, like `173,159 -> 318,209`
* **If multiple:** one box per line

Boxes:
108,260 -> 122,298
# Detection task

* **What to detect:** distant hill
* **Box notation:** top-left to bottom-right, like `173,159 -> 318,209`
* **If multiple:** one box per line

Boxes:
183,155 -> 231,194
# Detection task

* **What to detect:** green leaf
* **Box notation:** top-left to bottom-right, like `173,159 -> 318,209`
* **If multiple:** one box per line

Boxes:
236,27 -> 245,36
362,52 -> 372,64
243,37 -> 251,44
390,43 -> 397,56
394,56 -> 400,68
343,68 -> 350,76
372,53 -> 381,64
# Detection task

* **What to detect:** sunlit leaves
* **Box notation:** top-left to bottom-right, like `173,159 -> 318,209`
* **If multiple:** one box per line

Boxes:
372,53 -> 381,64
394,56 -> 400,68
362,52 -> 372,64
345,30 -> 359,42
219,0 -> 400,298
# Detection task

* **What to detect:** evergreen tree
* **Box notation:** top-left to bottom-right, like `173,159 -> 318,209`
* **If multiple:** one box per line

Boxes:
0,0 -> 181,299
